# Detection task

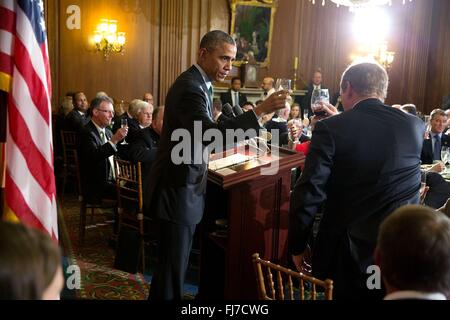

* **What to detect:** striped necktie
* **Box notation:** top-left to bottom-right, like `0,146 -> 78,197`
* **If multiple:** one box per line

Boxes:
100,130 -> 116,180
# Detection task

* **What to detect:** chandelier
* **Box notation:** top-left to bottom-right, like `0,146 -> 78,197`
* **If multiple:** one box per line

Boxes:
308,0 -> 413,10
93,19 -> 126,61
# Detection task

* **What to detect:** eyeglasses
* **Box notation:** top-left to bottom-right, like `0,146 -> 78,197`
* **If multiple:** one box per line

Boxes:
97,109 -> 115,116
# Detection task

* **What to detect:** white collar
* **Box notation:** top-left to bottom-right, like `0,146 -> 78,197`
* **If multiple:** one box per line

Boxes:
194,63 -> 212,90
384,290 -> 447,300
92,120 -> 106,136
77,110 -> 86,116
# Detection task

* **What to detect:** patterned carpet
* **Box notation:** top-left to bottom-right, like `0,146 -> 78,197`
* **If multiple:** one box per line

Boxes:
58,196 -> 150,300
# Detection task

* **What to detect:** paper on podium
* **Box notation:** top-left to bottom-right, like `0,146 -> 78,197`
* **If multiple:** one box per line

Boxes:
208,153 -> 255,171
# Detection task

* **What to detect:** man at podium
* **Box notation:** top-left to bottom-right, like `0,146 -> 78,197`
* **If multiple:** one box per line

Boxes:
145,30 -> 289,300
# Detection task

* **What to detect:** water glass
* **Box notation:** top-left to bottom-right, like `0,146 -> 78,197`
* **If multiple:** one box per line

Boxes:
311,89 -> 329,116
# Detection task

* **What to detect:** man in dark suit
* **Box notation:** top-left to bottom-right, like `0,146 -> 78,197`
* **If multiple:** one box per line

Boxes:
64,92 -> 90,132
78,96 -> 127,203
288,62 -> 425,300
220,76 -> 247,108
421,108 -> 450,164
145,30 -> 288,300
128,106 -> 164,183
295,70 -> 328,119
375,205 -> 450,300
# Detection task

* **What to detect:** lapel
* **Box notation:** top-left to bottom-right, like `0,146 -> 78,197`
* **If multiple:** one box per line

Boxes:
190,66 -> 213,119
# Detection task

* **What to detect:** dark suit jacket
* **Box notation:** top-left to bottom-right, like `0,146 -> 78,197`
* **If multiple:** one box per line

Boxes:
288,98 -> 425,299
79,121 -> 116,202
420,134 -> 450,164
220,90 -> 248,107
128,127 -> 159,184
294,83 -> 328,118
64,109 -> 89,132
144,65 -> 261,225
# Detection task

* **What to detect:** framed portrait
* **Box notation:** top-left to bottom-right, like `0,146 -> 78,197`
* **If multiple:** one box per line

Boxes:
230,0 -> 277,68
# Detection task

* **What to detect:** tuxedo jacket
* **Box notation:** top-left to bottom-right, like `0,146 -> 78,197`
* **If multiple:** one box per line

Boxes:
288,98 -> 425,299
144,65 -> 261,225
420,134 -> 450,164
79,121 -> 116,202
220,90 -> 248,107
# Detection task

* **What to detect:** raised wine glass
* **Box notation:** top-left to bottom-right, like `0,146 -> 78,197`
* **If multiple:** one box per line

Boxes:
120,118 -> 128,145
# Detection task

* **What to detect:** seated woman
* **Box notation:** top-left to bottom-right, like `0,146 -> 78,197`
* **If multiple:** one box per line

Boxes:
0,222 -> 64,300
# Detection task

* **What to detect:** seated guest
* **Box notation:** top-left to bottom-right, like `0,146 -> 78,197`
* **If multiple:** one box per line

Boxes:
265,103 -> 290,146
288,103 -> 301,121
129,99 -> 153,130
220,77 -> 247,107
64,92 -> 90,132
129,106 -> 164,183
112,100 -> 140,134
0,222 -> 64,300
79,96 -> 127,203
375,205 -> 450,300
421,108 -> 450,164
143,92 -> 154,104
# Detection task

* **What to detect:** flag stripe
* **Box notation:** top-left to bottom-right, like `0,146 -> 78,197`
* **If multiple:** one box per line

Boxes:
0,7 -> 15,35
0,30 -> 13,55
0,0 -> 14,11
7,99 -> 55,198
0,52 -> 13,75
15,5 -> 51,115
14,37 -> 50,123
11,68 -> 53,164
17,0 -> 45,44
5,174 -> 48,232
6,140 -> 53,234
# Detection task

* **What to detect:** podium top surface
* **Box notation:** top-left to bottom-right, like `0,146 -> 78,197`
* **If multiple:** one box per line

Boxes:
207,145 -> 305,189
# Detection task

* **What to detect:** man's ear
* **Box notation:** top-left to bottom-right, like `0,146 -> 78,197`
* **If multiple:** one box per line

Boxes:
198,48 -> 207,60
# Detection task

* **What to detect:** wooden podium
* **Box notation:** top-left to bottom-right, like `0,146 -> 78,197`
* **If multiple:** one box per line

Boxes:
198,146 -> 305,299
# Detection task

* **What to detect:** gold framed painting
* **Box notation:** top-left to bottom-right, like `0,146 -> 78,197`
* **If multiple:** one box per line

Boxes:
230,0 -> 277,68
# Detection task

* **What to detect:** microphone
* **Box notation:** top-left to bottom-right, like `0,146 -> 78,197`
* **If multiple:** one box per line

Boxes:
222,103 -> 236,118
233,104 -> 244,116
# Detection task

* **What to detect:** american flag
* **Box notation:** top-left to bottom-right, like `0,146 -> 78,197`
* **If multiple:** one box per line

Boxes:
0,0 -> 58,240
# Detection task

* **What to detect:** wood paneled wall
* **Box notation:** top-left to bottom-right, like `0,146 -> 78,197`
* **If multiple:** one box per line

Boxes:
269,0 -> 450,113
46,0 -> 449,113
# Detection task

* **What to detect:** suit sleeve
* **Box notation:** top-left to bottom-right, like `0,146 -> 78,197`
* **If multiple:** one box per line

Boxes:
129,131 -> 158,163
79,128 -> 116,165
288,120 -> 335,255
178,85 -> 261,146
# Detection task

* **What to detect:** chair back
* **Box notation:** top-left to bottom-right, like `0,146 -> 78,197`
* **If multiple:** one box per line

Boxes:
252,253 -> 333,300
113,158 -> 143,218
60,130 -> 78,162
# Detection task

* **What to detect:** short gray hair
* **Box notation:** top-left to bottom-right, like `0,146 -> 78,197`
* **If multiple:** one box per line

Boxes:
200,30 -> 235,50
340,62 -> 388,101
128,99 -> 152,118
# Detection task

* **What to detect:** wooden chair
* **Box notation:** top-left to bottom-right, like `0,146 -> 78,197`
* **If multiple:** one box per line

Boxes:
252,253 -> 333,300
114,158 -> 151,271
60,130 -> 81,202
75,150 -> 117,246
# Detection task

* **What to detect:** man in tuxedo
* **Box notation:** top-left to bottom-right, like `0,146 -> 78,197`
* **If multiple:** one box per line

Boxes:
421,108 -> 450,164
288,62 -> 424,300
145,30 -> 288,300
64,92 -> 90,132
220,77 -> 247,108
296,70 -> 328,119
375,205 -> 450,300
78,96 -> 127,203
260,77 -> 275,101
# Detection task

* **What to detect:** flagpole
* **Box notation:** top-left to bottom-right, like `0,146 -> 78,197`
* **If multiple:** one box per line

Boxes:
0,90 -> 7,218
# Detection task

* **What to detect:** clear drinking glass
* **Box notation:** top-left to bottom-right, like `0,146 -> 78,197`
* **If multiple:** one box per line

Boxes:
311,89 -> 330,116
275,78 -> 292,92
120,118 -> 128,145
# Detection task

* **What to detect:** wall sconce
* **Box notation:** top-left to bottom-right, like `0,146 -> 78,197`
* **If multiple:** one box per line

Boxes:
375,42 -> 395,72
93,19 -> 126,60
